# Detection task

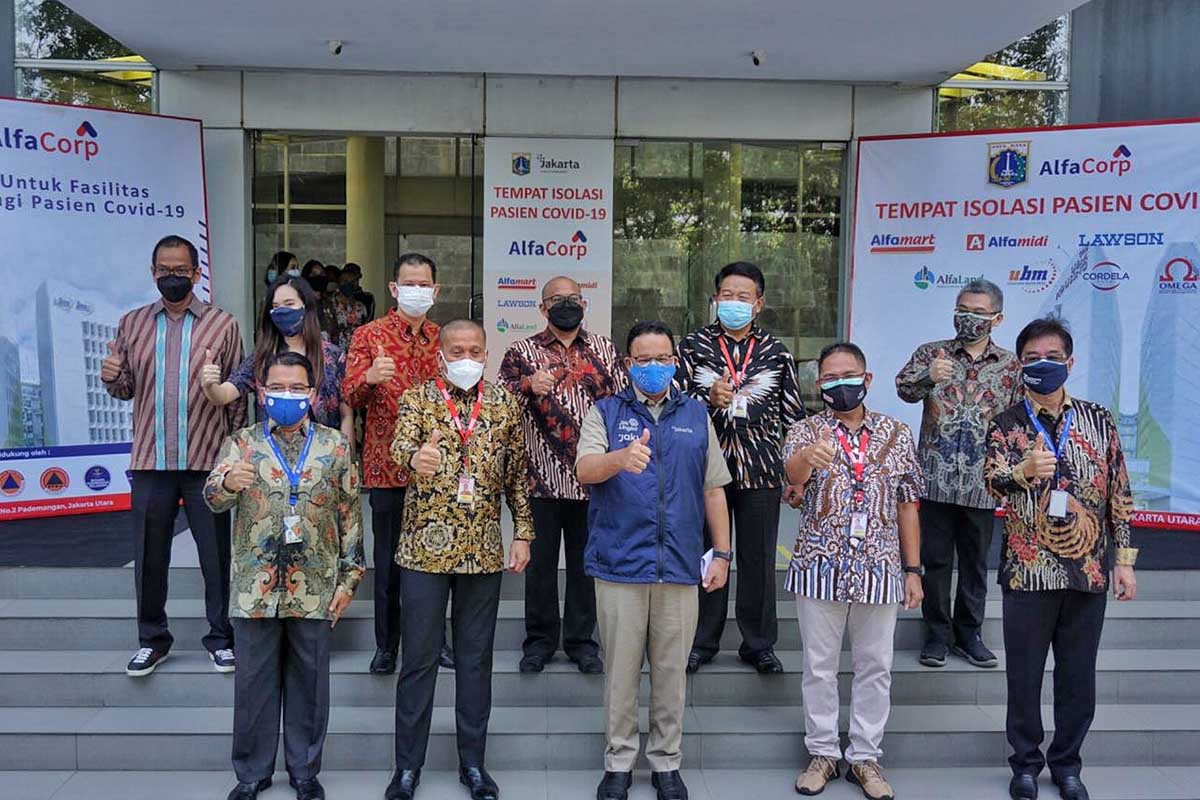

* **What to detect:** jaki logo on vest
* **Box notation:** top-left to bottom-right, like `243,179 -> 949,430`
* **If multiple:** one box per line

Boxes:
0,120 -> 101,161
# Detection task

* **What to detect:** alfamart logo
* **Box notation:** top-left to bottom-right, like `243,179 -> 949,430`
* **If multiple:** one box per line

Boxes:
508,230 -> 589,260
914,266 -> 982,291
497,277 -> 537,291
0,119 -> 100,161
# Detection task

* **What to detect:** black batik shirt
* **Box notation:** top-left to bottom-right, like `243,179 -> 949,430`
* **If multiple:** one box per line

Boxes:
676,322 -> 807,490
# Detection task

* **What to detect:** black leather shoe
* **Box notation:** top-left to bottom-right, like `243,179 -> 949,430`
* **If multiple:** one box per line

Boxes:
739,649 -> 784,674
227,777 -> 271,800
1053,776 -> 1089,800
291,776 -> 325,800
651,770 -> 688,800
370,648 -> 397,674
1009,773 -> 1038,800
919,640 -> 948,668
519,653 -> 546,673
440,644 -> 456,670
459,766 -> 499,800
574,653 -> 604,674
686,651 -> 708,674
385,769 -> 421,800
596,770 -> 632,800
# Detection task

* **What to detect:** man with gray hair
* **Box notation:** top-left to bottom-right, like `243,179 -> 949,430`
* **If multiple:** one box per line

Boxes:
896,278 -> 1021,670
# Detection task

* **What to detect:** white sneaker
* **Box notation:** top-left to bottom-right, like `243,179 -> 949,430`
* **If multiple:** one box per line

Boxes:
210,648 -> 236,673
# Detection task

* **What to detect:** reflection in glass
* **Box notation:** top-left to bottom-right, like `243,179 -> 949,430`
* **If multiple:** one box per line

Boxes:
937,87 -> 1068,132
15,66 -> 151,112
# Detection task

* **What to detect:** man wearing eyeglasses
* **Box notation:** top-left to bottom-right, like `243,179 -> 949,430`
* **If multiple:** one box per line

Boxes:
985,316 -> 1135,800
102,234 -> 246,678
896,278 -> 1021,671
498,276 -> 626,675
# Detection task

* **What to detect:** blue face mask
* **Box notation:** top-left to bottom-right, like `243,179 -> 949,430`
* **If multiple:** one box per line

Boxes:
269,305 -> 306,337
629,362 -> 675,395
1021,359 -> 1069,394
717,300 -> 755,330
264,392 -> 310,426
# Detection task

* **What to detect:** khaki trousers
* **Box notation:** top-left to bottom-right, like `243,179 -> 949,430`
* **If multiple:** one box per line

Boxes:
596,578 -> 699,772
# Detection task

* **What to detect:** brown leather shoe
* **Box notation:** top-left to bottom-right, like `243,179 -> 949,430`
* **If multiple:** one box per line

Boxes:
795,755 -> 840,795
847,760 -> 894,800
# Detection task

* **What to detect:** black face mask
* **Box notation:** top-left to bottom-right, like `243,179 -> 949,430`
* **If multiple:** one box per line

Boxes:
157,274 -> 193,303
820,378 -> 868,413
548,301 -> 584,331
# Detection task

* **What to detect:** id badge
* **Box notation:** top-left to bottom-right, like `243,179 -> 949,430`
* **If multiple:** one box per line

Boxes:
283,514 -> 303,545
850,512 -> 868,539
1048,490 -> 1069,519
732,394 -> 749,419
457,474 -> 476,505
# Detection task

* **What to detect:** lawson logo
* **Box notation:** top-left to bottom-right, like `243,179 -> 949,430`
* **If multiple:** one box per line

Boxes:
0,120 -> 101,161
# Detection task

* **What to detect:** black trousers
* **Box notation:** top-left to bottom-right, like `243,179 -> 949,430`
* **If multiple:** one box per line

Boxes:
919,499 -> 995,647
370,487 -> 406,653
130,470 -> 232,652
692,486 -> 781,659
523,498 -> 598,660
1003,589 -> 1107,780
394,568 -> 503,769
231,616 -> 331,783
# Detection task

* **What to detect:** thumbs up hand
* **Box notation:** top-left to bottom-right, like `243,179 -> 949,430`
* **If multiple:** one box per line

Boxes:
1023,434 -> 1058,483
410,430 -> 444,477
530,363 -> 558,397
709,367 -> 734,409
621,428 -> 652,475
929,348 -> 956,384
222,452 -> 256,493
801,426 -> 838,472
366,344 -> 396,385
100,340 -> 125,383
200,348 -> 222,388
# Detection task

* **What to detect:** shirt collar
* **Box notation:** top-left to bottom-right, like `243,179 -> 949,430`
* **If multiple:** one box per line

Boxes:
633,385 -> 672,409
152,293 -> 205,318
268,418 -> 311,440
708,320 -> 765,342
822,407 -> 876,434
1030,390 -> 1073,419
949,336 -> 1002,361
534,326 -> 592,350
387,309 -> 437,339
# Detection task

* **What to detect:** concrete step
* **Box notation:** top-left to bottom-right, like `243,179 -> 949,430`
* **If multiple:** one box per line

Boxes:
2,703 -> 1197,771
3,566 -> 1197,600
1,598 -> 1197,651
1,648 -> 1197,708
10,768 -> 1200,800
7,768 -> 1200,800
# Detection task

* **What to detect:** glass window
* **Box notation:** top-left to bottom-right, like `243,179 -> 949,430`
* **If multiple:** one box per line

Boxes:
15,0 -> 135,59
938,87 -> 1068,132
969,16 -> 1070,82
15,66 -> 152,113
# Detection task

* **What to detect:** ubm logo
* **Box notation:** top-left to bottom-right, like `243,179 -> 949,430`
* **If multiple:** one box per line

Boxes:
0,120 -> 100,161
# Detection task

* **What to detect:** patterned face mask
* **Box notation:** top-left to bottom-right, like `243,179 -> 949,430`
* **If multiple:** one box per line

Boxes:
953,311 -> 995,342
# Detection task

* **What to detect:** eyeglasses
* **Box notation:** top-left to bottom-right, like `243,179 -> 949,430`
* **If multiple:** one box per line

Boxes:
819,371 -> 866,384
542,293 -> 583,307
630,356 -> 675,367
1019,355 -> 1067,366
265,384 -> 311,393
153,266 -> 197,279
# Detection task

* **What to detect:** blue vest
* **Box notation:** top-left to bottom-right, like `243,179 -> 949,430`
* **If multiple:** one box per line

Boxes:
585,387 -> 710,585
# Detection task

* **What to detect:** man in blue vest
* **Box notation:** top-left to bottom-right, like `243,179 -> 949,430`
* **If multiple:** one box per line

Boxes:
577,320 -> 732,800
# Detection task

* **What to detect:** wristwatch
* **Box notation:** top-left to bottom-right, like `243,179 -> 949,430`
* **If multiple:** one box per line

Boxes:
903,565 -> 925,577
712,550 -> 733,562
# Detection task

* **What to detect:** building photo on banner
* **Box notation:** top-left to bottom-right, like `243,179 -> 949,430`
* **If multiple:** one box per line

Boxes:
849,117 -> 1200,531
483,136 -> 614,369
0,97 -> 209,521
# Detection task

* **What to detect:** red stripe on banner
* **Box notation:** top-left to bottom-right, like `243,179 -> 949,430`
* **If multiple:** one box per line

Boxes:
1131,511 -> 1200,532
868,246 -> 936,253
0,494 -> 132,521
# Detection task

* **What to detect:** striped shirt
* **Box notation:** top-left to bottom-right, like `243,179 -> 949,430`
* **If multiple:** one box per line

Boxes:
103,295 -> 247,471
498,328 -> 627,500
783,409 -> 923,605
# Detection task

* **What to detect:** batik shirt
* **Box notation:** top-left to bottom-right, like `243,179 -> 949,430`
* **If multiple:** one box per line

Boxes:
321,293 -> 370,352
783,409 -> 923,604
896,337 -> 1022,509
204,421 -> 364,620
391,379 -> 535,574
985,393 -> 1134,593
677,322 -> 806,490
343,312 -> 441,488
498,328 -> 627,500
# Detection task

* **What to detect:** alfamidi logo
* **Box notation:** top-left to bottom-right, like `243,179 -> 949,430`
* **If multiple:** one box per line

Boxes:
0,119 -> 100,161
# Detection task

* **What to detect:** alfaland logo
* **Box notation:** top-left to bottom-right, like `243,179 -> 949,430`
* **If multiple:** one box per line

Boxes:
0,120 -> 100,161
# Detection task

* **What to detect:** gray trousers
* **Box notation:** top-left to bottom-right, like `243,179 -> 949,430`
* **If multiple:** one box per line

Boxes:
231,616 -> 332,783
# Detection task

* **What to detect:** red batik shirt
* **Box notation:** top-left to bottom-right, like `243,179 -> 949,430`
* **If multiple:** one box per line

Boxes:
343,311 -> 441,488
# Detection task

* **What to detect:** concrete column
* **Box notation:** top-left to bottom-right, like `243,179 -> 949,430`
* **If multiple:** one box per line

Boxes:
1,0 -> 14,98
346,136 -> 388,311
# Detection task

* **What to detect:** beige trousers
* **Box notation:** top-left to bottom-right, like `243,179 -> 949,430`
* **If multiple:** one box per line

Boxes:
595,578 -> 699,772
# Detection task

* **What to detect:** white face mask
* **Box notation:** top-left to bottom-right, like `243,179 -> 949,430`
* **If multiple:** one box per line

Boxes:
395,285 -> 435,317
443,355 -> 485,391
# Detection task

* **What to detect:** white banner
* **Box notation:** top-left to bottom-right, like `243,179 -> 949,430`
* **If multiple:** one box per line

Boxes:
850,119 -> 1200,531
483,137 -> 614,370
0,98 -> 209,520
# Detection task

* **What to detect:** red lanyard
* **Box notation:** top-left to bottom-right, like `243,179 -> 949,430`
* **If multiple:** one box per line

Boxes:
834,426 -> 870,505
717,336 -> 756,387
435,377 -> 484,469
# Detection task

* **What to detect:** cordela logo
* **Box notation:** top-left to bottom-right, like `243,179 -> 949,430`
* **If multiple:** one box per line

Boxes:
1085,260 -> 1131,291
1040,144 -> 1132,178
507,230 -> 590,261
0,119 -> 101,161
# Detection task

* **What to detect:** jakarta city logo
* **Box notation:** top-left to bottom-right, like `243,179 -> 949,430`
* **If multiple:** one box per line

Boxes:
511,152 -> 531,176
988,141 -> 1030,188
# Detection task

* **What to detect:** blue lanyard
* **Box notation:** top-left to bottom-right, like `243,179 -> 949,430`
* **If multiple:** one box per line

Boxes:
263,423 -> 314,508
1024,399 -> 1074,478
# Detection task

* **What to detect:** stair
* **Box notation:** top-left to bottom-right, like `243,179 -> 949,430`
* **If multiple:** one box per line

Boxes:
1,565 -> 1198,792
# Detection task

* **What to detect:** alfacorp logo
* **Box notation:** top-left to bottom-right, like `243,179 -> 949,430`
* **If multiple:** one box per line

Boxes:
1158,257 -> 1198,295
1041,144 -> 1132,178
507,231 -> 589,260
1085,260 -> 1131,292
0,120 -> 100,161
